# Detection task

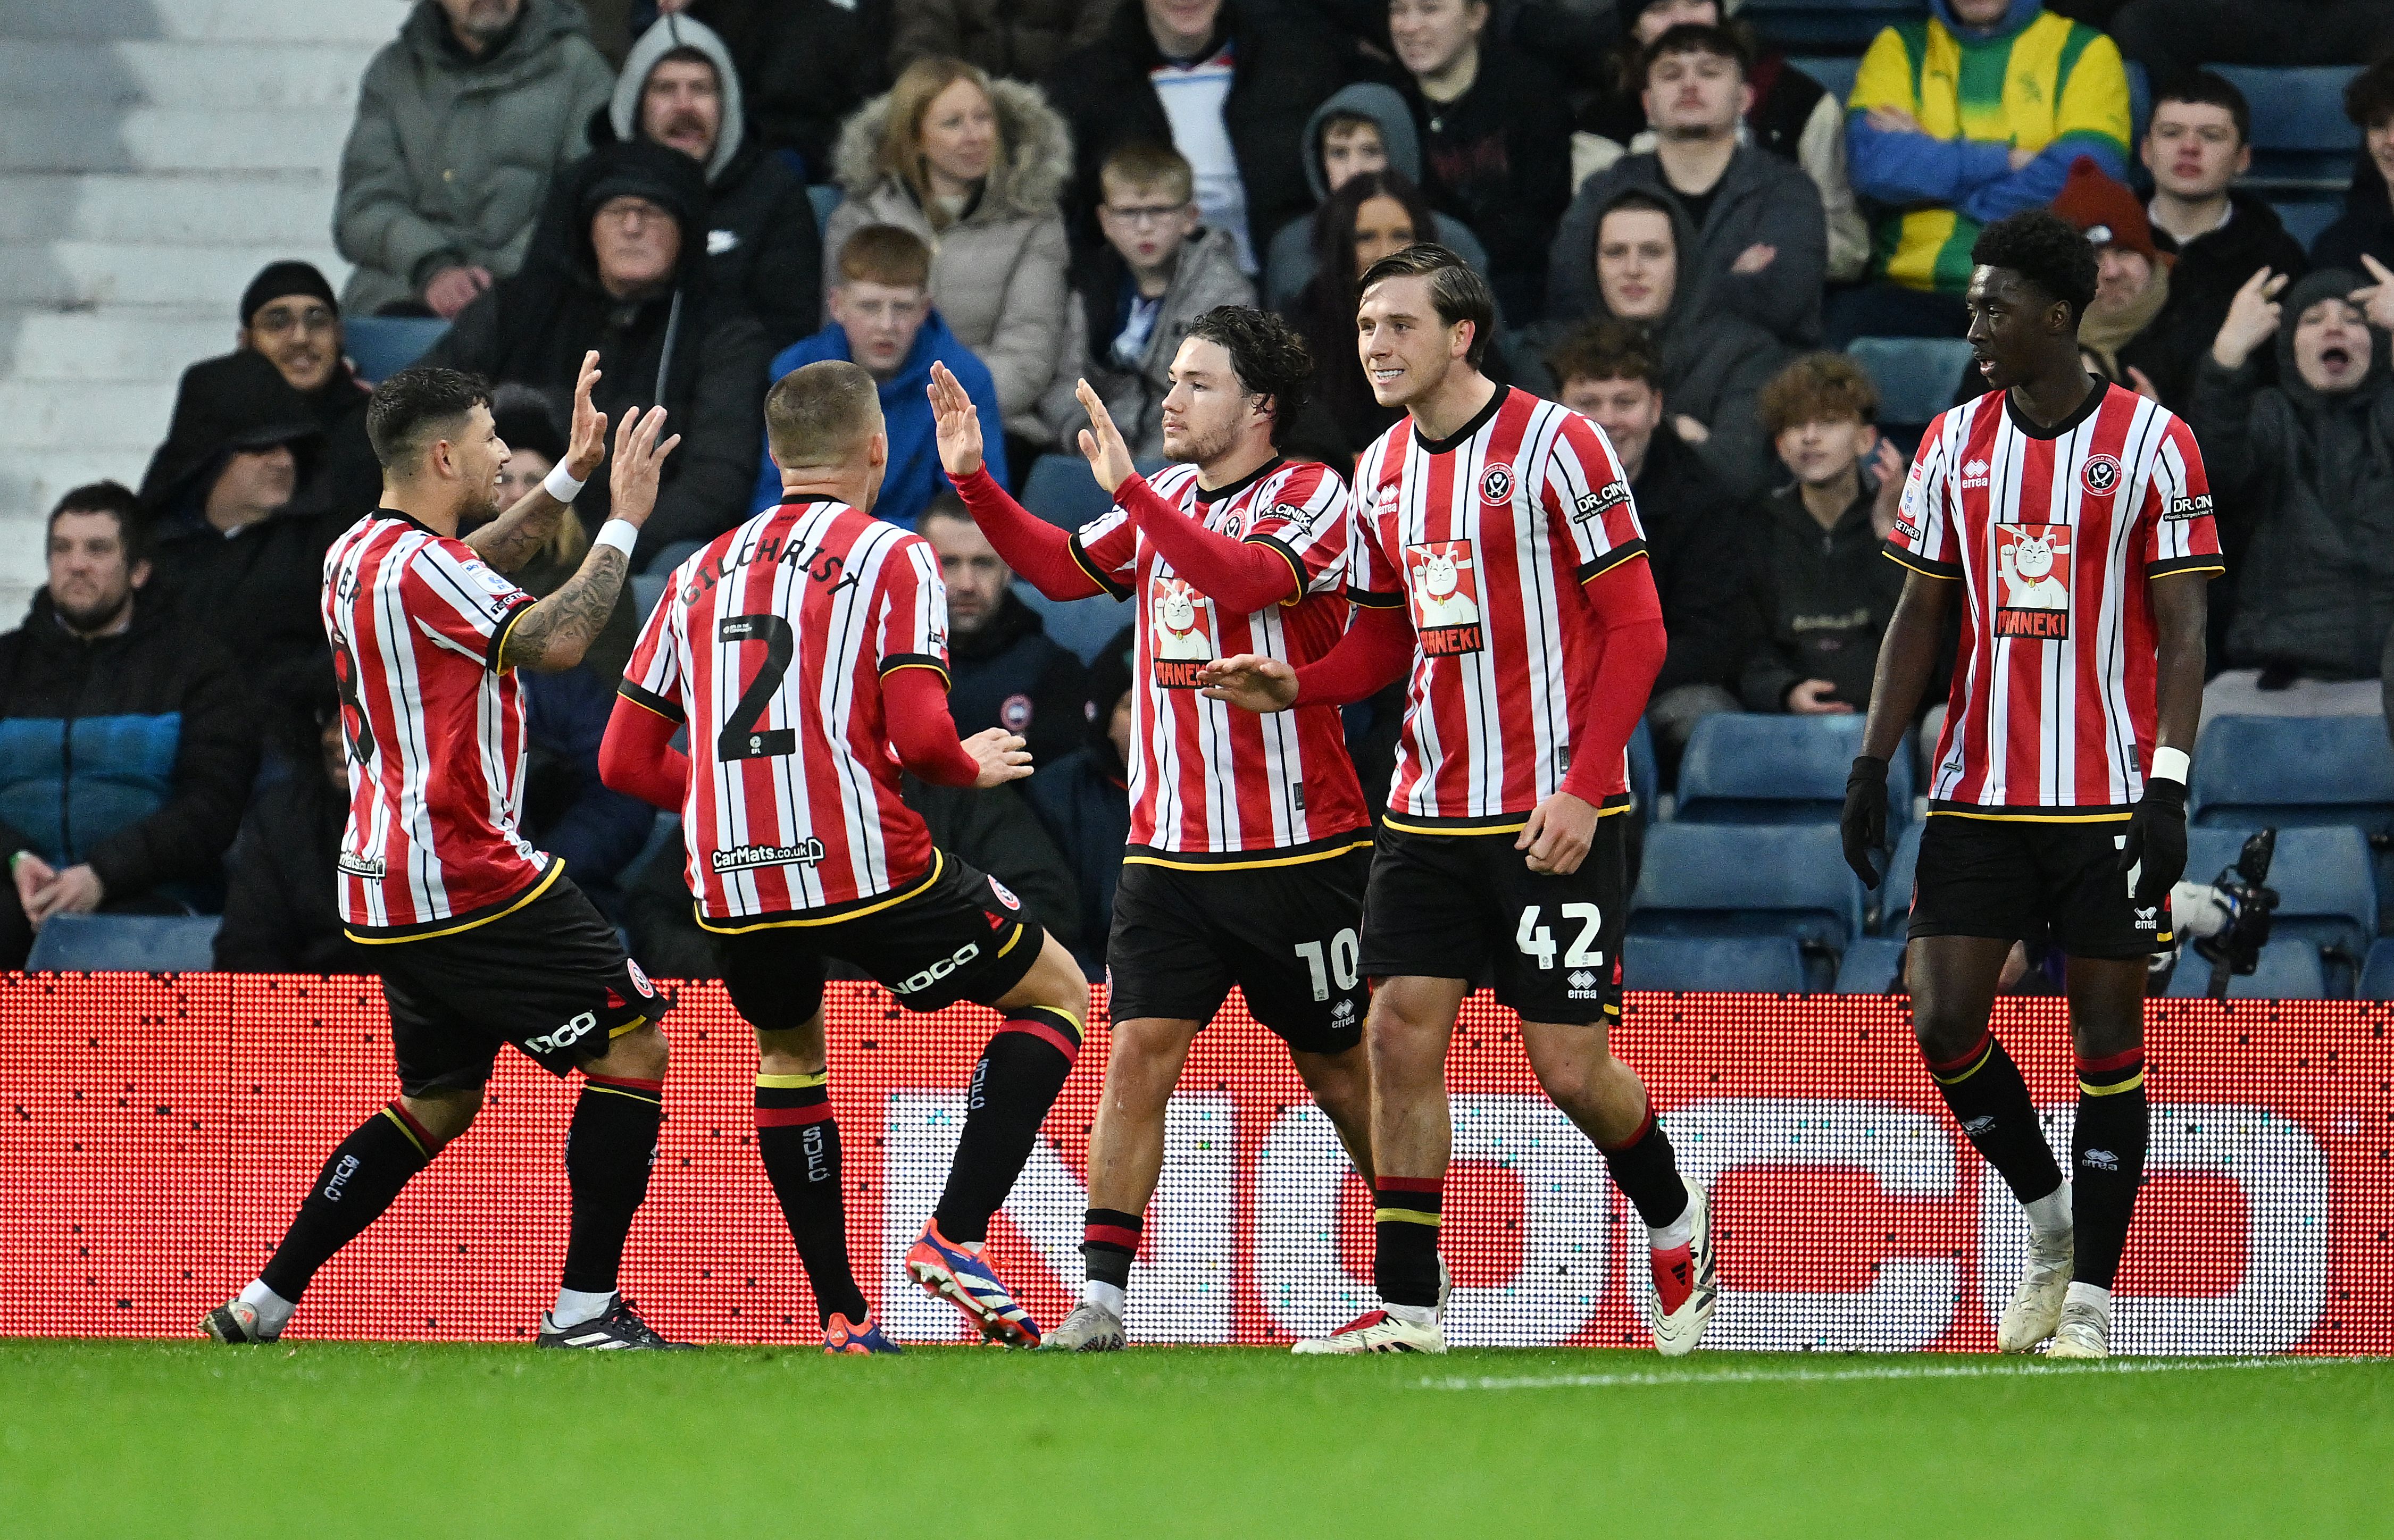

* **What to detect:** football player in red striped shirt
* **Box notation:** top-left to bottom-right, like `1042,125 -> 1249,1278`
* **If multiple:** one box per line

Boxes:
207,355 -> 694,1351
1205,246 -> 1716,1356
928,307 -> 1380,1351
600,361 -> 1090,1350
1844,211 -> 2223,1360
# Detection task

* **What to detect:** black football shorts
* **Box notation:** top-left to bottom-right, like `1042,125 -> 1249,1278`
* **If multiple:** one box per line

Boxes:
374,871 -> 669,1097
1358,817 -> 1628,1026
1907,814 -> 2173,958
1105,845 -> 1372,1055
710,847 -> 1045,1029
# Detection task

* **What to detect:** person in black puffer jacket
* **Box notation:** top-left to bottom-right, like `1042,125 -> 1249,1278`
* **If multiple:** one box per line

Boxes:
214,676 -> 371,975
0,484 -> 258,967
1027,625 -> 1132,980
921,496 -> 1092,772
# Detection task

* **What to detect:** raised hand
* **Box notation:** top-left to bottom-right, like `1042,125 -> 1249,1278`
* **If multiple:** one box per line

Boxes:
1074,378 -> 1136,496
963,727 -> 1032,787
2212,267 -> 2289,370
1197,654 -> 1299,714
564,350 -> 607,481
2350,253 -> 2394,334
1869,438 -> 1906,539
927,360 -> 985,478
607,406 -> 681,528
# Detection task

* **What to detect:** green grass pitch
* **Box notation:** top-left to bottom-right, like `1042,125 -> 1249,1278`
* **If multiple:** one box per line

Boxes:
2,1341 -> 2385,1538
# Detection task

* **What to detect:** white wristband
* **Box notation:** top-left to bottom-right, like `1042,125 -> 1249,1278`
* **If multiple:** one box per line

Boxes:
542,462 -> 587,504
2151,747 -> 2190,785
594,519 -> 638,558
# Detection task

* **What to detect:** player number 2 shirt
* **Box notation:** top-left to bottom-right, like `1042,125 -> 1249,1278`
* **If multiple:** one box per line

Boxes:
620,498 -> 949,923
1349,387 -> 1647,830
1884,381 -> 2222,815
323,510 -> 546,938
1069,457 -> 1372,864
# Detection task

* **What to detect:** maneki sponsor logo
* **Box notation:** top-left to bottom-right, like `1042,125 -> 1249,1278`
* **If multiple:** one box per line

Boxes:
1994,523 -> 2071,641
1404,539 -> 1482,656
1150,575 -> 1213,689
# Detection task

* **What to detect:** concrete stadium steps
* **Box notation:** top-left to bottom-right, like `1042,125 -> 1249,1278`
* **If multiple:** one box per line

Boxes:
0,0 -> 378,620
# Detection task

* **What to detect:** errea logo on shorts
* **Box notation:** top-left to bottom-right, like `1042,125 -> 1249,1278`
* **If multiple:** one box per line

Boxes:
524,1011 -> 599,1057
1567,969 -> 1599,999
894,943 -> 980,994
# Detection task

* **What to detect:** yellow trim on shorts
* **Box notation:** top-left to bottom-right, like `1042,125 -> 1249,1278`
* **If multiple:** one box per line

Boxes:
696,851 -> 945,933
344,859 -> 565,945
995,924 -> 1026,958
756,1070 -> 829,1090
607,1015 -> 648,1039
1926,809 -> 2132,825
1121,837 -> 1375,872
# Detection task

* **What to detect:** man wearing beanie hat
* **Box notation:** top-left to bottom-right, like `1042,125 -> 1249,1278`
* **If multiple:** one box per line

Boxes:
580,10 -> 822,349
2187,258 -> 2394,718
233,261 -> 381,512
420,137 -> 773,565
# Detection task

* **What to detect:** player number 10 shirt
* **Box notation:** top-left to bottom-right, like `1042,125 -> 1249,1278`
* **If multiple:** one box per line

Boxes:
1349,386 -> 1646,829
1884,382 -> 2223,816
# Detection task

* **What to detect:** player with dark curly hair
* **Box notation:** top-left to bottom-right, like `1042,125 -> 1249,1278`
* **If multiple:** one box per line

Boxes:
1845,207 -> 2223,1359
931,306 -> 1380,1350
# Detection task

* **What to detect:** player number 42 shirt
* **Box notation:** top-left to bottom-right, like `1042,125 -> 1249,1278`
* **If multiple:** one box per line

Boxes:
1884,382 -> 2223,816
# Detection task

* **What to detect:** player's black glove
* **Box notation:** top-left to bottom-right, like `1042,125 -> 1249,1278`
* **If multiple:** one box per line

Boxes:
2120,776 -> 2188,909
1841,756 -> 1890,887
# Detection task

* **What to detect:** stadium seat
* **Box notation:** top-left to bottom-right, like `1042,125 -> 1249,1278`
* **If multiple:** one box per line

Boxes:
1623,934 -> 1809,992
2187,825 -> 2376,995
2273,197 -> 2345,253
2164,938 -> 2328,999
1021,453 -> 1114,532
2214,66 -> 2360,195
2190,716 -> 2394,836
25,914 -> 220,973
630,571 -> 668,627
1873,819 -> 1924,934
1675,713 -> 1913,826
2359,938 -> 2394,1000
1628,718 -> 1658,820
1786,54 -> 1859,105
1012,585 -> 1129,666
1834,935 -> 1906,993
808,182 -> 843,231
1848,337 -> 1977,429
344,316 -> 449,384
1629,823 -> 1865,989
1739,1 -> 1916,51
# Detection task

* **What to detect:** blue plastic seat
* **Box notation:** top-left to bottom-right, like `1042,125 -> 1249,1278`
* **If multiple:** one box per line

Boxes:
1630,824 -> 1864,991
26,914 -> 220,973
1835,935 -> 1907,993
1623,935 -> 1810,993
1739,1 -> 1917,51
2213,66 -> 2360,195
808,182 -> 843,231
2186,825 -> 2376,994
1012,586 -> 1129,666
1873,819 -> 1924,934
1785,54 -> 1859,106
1020,453 -> 1114,533
2359,938 -> 2394,1000
2190,716 -> 2394,836
1628,718 -> 1658,821
2274,198 -> 2345,252
2164,939 -> 2328,999
1675,713 -> 1913,827
344,316 -> 449,384
1847,336 -> 1978,429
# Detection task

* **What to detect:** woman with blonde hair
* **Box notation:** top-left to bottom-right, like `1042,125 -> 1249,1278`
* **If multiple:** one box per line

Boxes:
823,56 -> 1072,442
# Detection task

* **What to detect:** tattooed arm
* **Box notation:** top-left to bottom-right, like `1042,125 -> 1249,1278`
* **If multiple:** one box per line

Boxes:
499,404 -> 679,673
468,350 -> 607,573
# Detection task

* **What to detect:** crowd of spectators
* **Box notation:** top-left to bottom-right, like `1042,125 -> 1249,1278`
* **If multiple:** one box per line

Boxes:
13,0 -> 2394,980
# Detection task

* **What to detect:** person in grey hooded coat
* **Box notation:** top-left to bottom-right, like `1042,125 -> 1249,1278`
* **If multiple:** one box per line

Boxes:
1261,82 -> 1491,316
334,0 -> 616,317
2188,264 -> 2394,715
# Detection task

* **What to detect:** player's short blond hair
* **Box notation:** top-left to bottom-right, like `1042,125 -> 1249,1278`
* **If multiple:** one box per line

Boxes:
766,360 -> 882,470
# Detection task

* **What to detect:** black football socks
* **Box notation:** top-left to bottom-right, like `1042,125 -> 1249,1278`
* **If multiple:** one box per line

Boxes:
931,1007 -> 1082,1245
755,1070 -> 869,1326
1924,1028 -> 2065,1208
257,1102 -> 441,1308
2071,1048 -> 2150,1291
558,1072 -> 663,1298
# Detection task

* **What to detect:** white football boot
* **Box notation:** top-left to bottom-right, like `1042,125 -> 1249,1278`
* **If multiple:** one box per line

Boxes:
1998,1221 -> 2075,1352
1649,1176 -> 1718,1357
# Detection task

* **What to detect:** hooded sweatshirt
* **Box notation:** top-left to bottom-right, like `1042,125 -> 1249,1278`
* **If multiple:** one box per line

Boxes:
1261,82 -> 1494,314
593,12 -> 824,349
333,0 -> 616,315
421,138 -> 774,563
748,306 -> 1009,530
1738,480 -> 1907,712
947,590 -> 1090,775
823,76 -> 1074,429
1533,188 -> 1793,498
1847,0 -> 2130,296
2187,267 -> 2394,679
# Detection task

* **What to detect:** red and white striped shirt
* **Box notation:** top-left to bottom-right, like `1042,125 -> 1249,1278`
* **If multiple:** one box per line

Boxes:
620,498 -> 949,922
1349,387 -> 1646,830
323,511 -> 547,938
1886,382 -> 2223,815
1070,458 -> 1372,864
